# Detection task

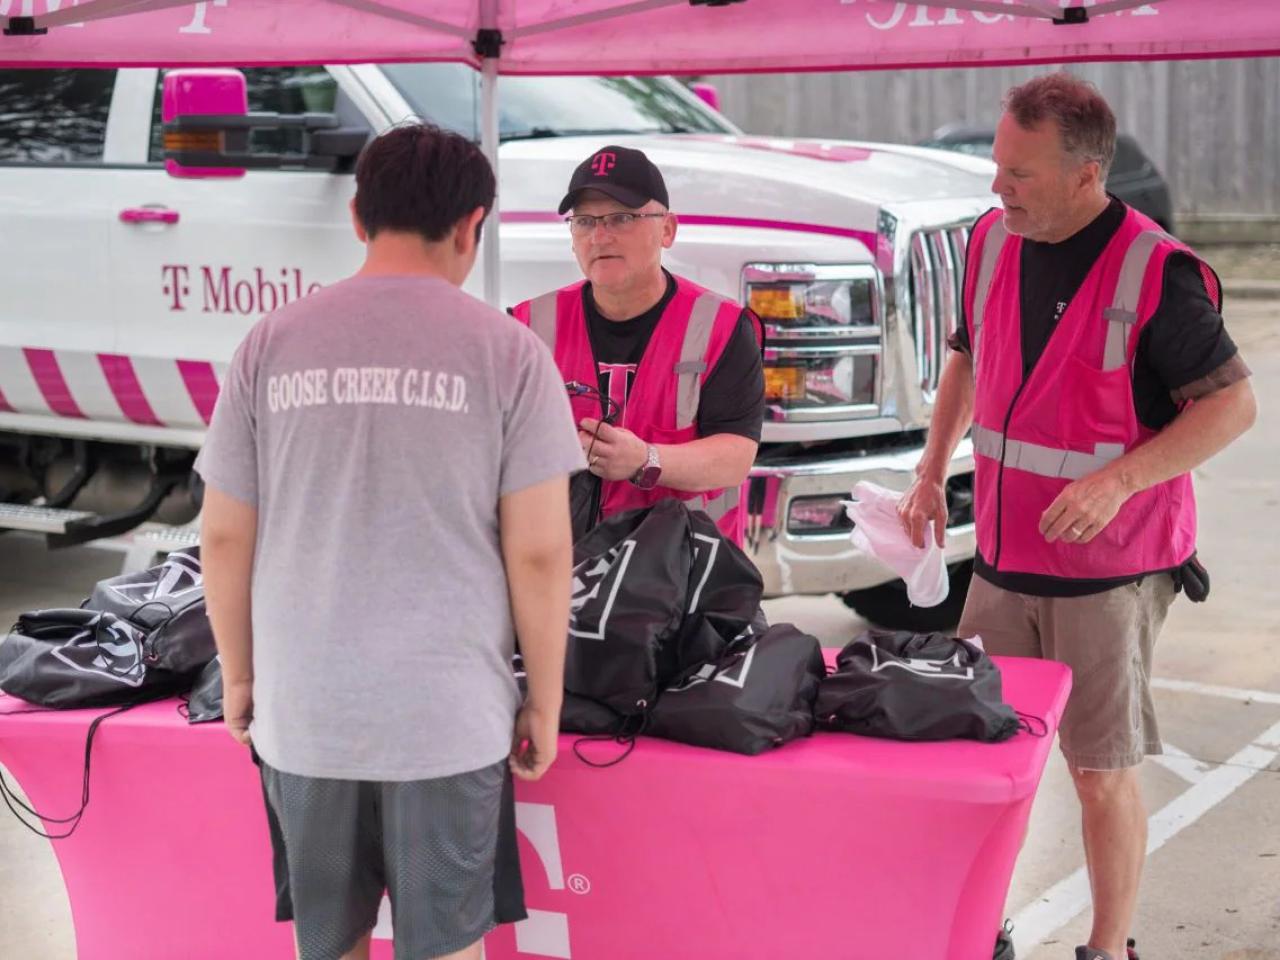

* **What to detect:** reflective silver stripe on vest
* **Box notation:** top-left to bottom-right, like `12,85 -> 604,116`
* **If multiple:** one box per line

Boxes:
970,216 -> 1008,371
1102,229 -> 1171,371
527,292 -> 559,352
702,485 -> 740,522
970,423 -> 1123,481
675,293 -> 724,430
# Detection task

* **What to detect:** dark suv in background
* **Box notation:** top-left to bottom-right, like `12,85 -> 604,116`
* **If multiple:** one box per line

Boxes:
920,125 -> 1175,233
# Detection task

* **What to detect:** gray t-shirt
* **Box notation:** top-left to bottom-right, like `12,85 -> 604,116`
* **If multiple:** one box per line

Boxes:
194,275 -> 584,781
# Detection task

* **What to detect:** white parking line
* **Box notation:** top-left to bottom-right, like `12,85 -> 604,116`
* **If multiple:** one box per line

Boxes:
1149,742 -> 1213,785
1151,677 -> 1280,706
1011,716 -> 1280,956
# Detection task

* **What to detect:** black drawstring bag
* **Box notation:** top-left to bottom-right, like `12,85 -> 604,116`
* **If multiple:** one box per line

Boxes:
513,656 -> 623,736
514,655 -> 639,766
659,510 -> 765,685
649,623 -> 826,755
570,470 -> 604,544
816,630 -> 1021,743
84,547 -> 215,675
566,500 -> 693,716
0,609 -> 193,708
183,656 -> 224,724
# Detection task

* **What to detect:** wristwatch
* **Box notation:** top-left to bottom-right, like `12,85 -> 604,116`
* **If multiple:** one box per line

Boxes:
630,444 -> 662,490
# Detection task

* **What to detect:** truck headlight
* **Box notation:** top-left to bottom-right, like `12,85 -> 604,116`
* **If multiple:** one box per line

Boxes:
744,264 -> 883,421
763,355 -> 877,407
747,277 -> 872,328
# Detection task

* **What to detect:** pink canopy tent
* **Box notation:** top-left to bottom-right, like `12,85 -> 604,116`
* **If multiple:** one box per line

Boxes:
3,1 -> 1279,73
4,0 -> 1278,301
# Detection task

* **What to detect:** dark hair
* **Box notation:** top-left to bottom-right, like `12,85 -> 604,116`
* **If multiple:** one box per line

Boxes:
353,122 -> 496,244
1004,73 -> 1116,178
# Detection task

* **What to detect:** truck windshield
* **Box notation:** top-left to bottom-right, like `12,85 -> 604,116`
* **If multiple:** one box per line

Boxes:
382,63 -> 736,142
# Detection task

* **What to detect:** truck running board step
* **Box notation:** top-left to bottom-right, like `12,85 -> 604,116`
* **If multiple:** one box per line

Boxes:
120,521 -> 201,575
46,469 -> 185,550
0,502 -> 95,534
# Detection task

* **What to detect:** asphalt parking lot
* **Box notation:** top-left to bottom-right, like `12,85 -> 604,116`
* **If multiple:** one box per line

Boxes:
2,300 -> 1276,960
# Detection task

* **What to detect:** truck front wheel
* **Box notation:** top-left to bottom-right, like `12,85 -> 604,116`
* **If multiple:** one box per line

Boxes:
840,560 -> 973,633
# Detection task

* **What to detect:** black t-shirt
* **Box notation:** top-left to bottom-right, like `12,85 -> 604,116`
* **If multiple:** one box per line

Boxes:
951,198 -> 1242,596
582,271 -> 765,441
952,197 -> 1239,432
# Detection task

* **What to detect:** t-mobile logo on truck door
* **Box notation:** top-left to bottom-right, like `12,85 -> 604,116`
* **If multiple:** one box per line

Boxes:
371,802 -> 575,958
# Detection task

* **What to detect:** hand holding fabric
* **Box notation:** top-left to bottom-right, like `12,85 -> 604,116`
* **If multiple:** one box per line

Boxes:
897,474 -> 949,549
848,481 -> 949,607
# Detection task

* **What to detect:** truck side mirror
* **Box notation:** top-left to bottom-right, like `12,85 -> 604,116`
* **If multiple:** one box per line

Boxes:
690,82 -> 721,113
163,69 -> 369,176
163,68 -> 249,179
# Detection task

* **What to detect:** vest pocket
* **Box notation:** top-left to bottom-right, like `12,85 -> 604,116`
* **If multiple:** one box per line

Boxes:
1056,356 -> 1135,448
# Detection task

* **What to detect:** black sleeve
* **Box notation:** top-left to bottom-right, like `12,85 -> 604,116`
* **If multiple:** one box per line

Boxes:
1136,257 -> 1244,435
696,310 -> 765,442
1132,252 -> 1243,429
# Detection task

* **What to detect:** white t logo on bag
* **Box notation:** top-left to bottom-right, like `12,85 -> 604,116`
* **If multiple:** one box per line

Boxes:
869,645 -> 974,681
372,802 -> 574,958
688,533 -> 720,613
666,643 -> 757,693
569,540 -> 636,640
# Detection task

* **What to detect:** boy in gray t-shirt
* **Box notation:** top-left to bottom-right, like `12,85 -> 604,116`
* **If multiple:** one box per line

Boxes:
196,123 -> 582,960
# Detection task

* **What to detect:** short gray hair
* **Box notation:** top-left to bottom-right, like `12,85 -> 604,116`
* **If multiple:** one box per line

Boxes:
1004,72 -> 1116,179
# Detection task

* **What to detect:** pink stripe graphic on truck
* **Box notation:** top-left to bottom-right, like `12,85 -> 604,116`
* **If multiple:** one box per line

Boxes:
176,360 -> 220,425
23,348 -> 86,419
98,354 -> 165,427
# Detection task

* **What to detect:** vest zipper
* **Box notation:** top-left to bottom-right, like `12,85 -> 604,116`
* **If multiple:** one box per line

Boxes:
990,375 -> 1031,571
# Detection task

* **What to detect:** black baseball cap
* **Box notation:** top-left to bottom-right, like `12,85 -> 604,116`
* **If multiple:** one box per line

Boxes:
557,145 -> 669,215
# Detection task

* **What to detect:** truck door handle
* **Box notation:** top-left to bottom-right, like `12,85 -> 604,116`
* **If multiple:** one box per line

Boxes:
119,207 -> 180,225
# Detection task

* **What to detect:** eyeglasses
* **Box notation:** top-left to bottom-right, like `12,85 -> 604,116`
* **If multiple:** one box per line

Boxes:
565,212 -> 667,236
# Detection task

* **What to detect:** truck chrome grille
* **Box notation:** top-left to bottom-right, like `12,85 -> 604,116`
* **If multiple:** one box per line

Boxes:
908,224 -> 970,397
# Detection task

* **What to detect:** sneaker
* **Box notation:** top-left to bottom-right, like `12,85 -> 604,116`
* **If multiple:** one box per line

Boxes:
993,921 -> 1015,960
1075,949 -> 1114,960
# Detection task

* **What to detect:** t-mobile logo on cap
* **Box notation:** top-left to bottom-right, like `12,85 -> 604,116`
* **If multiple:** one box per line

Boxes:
590,151 -> 617,176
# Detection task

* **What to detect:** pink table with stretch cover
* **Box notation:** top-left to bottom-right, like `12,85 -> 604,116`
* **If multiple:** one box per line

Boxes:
0,655 -> 1070,960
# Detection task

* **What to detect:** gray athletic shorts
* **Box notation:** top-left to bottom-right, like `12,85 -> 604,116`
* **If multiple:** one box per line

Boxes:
256,754 -> 526,960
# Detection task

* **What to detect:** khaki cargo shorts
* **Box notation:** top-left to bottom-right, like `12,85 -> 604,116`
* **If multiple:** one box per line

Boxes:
957,573 -> 1176,770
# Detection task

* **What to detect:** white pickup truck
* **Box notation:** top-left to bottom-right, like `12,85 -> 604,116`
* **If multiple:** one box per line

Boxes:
0,63 -> 994,628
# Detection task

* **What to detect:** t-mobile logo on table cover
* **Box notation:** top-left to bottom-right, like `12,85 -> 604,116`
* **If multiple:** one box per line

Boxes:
590,151 -> 617,177
372,802 -> 574,958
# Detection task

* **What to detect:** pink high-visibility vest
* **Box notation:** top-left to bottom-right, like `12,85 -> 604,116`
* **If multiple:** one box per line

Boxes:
513,275 -> 751,545
965,204 -> 1219,580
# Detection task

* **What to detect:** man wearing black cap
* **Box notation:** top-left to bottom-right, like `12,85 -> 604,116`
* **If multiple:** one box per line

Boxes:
511,145 -> 764,546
